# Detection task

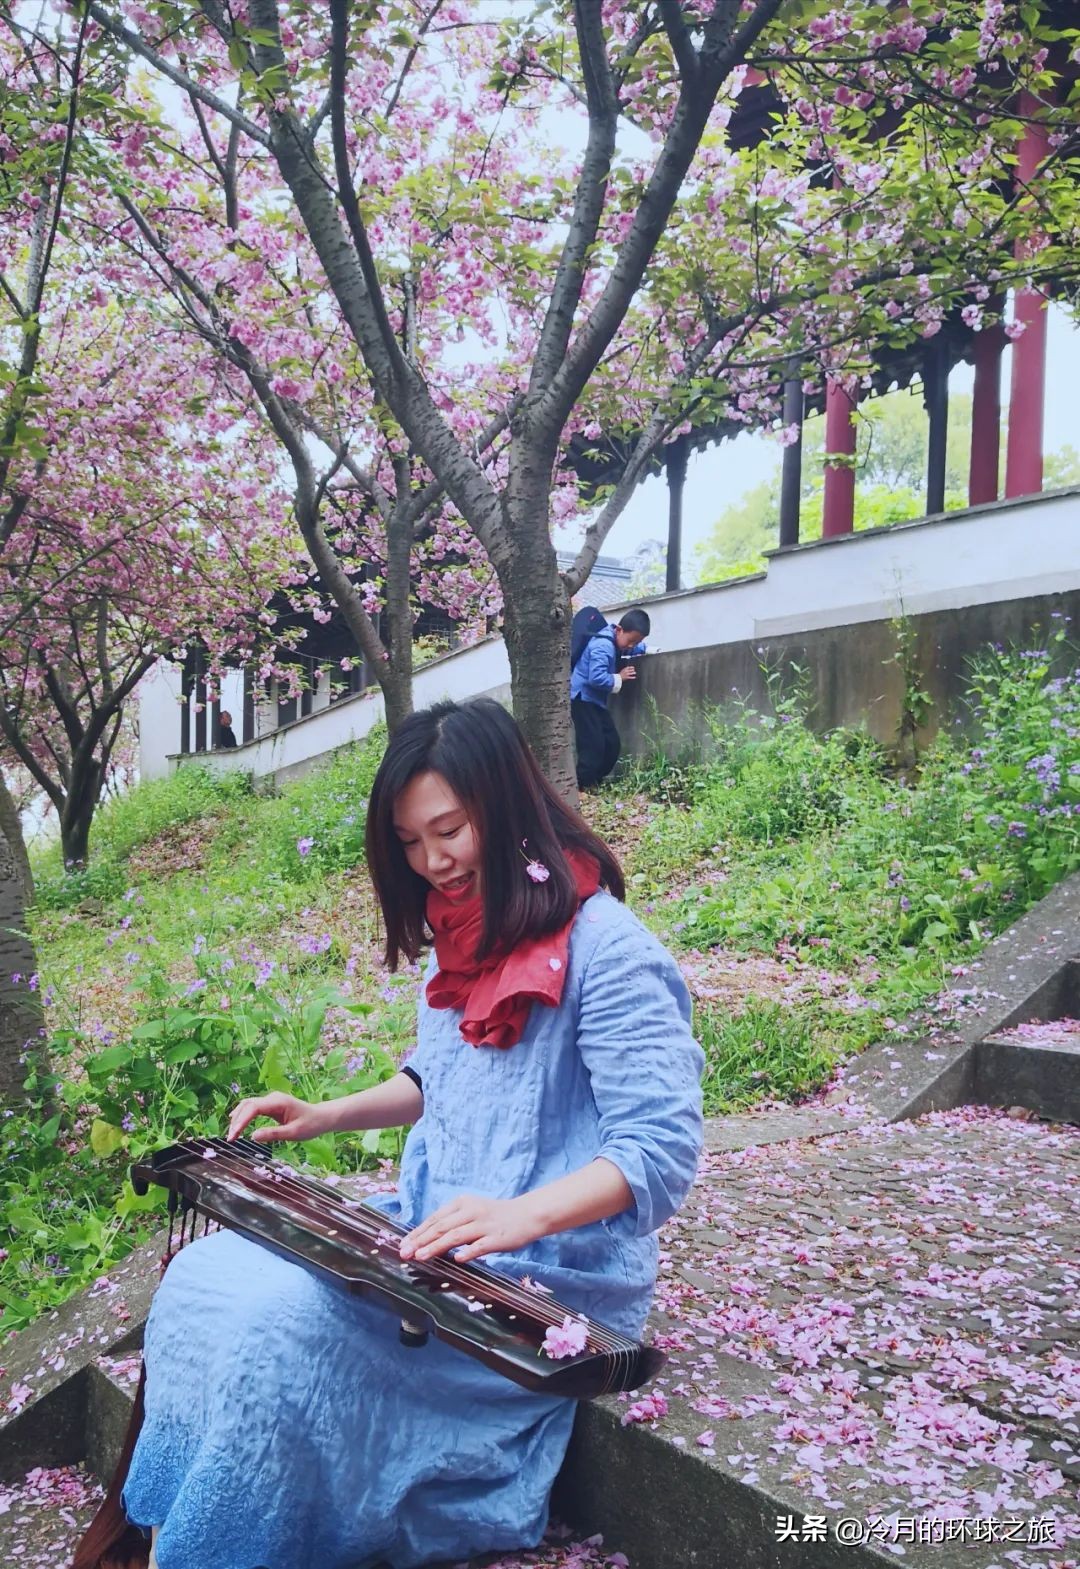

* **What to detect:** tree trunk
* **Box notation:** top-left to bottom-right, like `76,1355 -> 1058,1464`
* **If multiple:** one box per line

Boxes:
382,500 -> 414,735
665,436 -> 688,593
0,827 -> 45,1107
497,516 -> 576,798
381,661 -> 414,734
59,761 -> 101,870
0,770 -> 33,903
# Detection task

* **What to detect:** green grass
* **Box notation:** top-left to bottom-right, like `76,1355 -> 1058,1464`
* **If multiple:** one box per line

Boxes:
596,625 -> 1080,1108
696,998 -> 842,1116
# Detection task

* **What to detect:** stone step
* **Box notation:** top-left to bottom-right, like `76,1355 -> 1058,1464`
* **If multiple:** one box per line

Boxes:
6,1217 -> 1073,1562
5,881 -> 1080,1567
977,1031 -> 1080,1125
0,1460 -> 104,1566
21,1340 -> 1064,1569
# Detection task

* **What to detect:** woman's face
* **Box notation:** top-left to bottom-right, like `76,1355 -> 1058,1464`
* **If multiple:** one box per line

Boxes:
393,770 -> 481,900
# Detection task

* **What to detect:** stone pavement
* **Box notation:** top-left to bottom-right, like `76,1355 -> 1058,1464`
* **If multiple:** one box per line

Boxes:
565,1106 -> 1079,1569
0,1465 -> 103,1567
8,1105 -> 1075,1569
4,875 -> 1080,1567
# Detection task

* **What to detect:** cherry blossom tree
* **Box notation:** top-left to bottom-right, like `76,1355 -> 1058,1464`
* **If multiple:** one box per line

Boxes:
0,290 -> 301,866
0,10 -> 301,872
59,1 -> 1080,785
0,5 -> 90,1102
80,83 -> 505,730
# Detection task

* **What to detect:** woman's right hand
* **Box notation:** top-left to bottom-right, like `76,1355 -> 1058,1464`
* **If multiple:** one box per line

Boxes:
226,1092 -> 328,1145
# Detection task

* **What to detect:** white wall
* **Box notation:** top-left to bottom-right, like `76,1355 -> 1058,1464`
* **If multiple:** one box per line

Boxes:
640,485 -> 1080,652
139,661 -> 184,782
220,670 -> 244,733
143,485 -> 1080,786
138,665 -> 248,781
150,635 -> 512,787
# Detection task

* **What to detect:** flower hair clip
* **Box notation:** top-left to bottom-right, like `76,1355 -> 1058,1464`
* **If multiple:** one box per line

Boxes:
520,839 -> 550,883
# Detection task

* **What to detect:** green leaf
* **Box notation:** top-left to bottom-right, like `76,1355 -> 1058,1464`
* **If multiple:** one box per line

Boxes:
301,1134 -> 337,1168
162,1039 -> 207,1066
131,1019 -> 166,1040
127,1056 -> 160,1089
38,1114 -> 62,1144
89,1045 -> 133,1076
114,1181 -> 162,1219
91,1118 -> 126,1157
260,1040 -> 292,1094
7,1203 -> 43,1234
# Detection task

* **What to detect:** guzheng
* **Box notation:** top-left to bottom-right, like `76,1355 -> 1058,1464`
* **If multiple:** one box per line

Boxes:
131,1137 -> 666,1400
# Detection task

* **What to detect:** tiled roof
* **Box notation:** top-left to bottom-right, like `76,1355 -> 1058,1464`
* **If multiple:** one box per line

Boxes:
556,551 -> 633,610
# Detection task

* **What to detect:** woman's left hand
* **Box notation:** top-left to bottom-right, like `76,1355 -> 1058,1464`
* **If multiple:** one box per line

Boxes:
399,1193 -> 544,1264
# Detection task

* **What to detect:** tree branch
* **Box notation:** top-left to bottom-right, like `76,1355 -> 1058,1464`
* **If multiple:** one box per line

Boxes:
40,657 -> 85,753
384,0 -> 444,120
70,651 -> 158,775
0,697 -> 64,810
540,0 -> 787,436
85,3 -> 271,146
658,0 -> 699,84
0,268 -> 25,317
526,0 -> 619,395
298,492 -> 391,675
327,0 -> 418,382
237,0 -> 506,558
0,9 -> 88,536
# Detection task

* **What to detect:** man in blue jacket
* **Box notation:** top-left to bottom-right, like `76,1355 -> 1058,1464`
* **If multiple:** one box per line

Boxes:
570,608 -> 651,789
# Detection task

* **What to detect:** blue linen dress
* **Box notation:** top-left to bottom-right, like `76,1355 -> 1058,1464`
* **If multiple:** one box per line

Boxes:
122,891 -> 704,1569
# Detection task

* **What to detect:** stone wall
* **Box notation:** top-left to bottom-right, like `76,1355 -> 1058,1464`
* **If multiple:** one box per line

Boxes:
615,586 -> 1080,761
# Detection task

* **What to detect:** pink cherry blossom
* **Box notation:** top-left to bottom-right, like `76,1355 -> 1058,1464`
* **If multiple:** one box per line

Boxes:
542,1315 -> 590,1360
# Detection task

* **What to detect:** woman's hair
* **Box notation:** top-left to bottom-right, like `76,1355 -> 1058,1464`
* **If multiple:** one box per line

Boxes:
365,697 -> 625,968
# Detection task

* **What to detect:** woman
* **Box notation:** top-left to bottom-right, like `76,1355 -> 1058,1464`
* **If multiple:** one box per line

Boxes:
105,698 -> 704,1569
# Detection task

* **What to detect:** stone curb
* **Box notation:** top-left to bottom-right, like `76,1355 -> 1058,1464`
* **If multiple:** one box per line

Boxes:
826,868 -> 1080,1126
0,1239 -> 158,1484
3,873 -> 1079,1566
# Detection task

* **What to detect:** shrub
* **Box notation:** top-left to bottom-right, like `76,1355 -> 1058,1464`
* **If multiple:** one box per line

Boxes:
696,998 -> 840,1116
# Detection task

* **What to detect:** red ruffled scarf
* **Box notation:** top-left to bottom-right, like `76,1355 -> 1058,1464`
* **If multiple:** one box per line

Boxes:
426,850 -> 600,1048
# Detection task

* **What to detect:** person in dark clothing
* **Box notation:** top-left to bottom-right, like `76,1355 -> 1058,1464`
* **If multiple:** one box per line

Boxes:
569,608 -> 650,790
217,711 -> 238,749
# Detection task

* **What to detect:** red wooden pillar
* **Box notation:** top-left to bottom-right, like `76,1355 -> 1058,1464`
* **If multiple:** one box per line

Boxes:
969,319 -> 1004,507
1004,91 -> 1050,500
822,380 -> 857,537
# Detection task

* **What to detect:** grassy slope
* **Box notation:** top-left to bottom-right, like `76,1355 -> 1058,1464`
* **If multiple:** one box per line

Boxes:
8,635 -> 1079,1329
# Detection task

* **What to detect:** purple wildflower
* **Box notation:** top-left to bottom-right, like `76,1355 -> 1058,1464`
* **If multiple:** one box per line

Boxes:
297,932 -> 332,956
